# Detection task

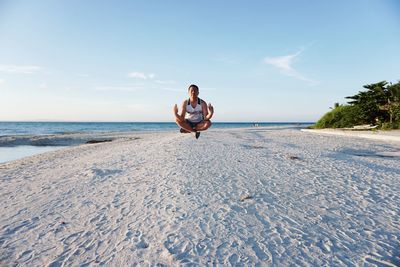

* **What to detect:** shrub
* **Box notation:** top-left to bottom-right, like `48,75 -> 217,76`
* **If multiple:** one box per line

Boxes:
380,122 -> 392,130
394,105 -> 400,122
314,105 -> 364,128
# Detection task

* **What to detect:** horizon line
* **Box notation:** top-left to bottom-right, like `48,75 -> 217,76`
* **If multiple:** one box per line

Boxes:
0,120 -> 315,124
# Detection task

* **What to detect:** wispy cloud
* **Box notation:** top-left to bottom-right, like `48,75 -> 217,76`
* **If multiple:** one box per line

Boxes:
0,79 -> 4,84
264,50 -> 317,84
0,64 -> 42,74
128,71 -> 155,80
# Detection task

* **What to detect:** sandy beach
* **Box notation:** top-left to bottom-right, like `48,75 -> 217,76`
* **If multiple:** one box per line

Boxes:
302,128 -> 400,143
0,127 -> 399,266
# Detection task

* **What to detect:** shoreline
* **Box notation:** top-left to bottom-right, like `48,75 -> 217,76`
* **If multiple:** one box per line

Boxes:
0,126 -> 306,164
1,126 -> 399,165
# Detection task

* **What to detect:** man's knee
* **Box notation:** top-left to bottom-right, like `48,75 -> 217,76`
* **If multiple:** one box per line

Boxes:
200,120 -> 211,130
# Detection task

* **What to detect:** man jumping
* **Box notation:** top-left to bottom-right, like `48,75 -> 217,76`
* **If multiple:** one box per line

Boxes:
173,84 -> 214,139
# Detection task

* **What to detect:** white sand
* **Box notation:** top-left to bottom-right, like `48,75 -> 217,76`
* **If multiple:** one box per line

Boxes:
0,127 -> 399,266
302,129 -> 400,143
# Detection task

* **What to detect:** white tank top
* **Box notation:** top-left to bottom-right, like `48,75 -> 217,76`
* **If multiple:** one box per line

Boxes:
185,98 -> 203,123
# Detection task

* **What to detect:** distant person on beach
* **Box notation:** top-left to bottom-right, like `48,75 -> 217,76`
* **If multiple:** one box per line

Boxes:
173,84 -> 214,139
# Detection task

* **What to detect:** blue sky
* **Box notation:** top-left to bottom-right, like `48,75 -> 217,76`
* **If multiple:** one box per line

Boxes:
0,0 -> 399,122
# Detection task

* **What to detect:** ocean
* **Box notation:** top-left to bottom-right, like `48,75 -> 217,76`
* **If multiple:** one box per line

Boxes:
0,121 -> 313,163
0,121 -> 312,136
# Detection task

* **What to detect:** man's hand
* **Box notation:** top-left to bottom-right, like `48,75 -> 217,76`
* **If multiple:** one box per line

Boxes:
173,104 -> 179,116
204,103 -> 214,121
208,103 -> 214,115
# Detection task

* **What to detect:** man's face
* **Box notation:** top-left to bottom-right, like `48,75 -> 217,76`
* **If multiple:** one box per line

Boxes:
188,87 -> 199,98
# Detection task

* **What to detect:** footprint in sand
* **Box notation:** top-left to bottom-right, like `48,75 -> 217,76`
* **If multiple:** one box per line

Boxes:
248,237 -> 270,261
4,216 -> 39,236
125,229 -> 149,250
164,204 -> 175,215
63,231 -> 84,245
164,233 -> 192,257
194,238 -> 211,256
177,212 -> 188,220
17,250 -> 34,262
136,238 -> 149,249
318,238 -> 333,254
125,229 -> 141,241
85,168 -> 123,183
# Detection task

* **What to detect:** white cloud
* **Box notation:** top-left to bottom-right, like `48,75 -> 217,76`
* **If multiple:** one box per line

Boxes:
78,74 -> 89,77
0,79 -> 4,84
0,64 -> 42,74
264,50 -> 318,84
128,71 -> 155,80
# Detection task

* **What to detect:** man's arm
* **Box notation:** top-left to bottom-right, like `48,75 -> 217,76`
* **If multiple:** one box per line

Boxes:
173,100 -> 187,121
202,100 -> 214,121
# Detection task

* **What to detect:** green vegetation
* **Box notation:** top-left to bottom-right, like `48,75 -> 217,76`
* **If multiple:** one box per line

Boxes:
313,81 -> 400,129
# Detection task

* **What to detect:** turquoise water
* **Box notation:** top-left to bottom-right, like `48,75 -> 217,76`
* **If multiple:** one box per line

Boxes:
0,145 -> 68,164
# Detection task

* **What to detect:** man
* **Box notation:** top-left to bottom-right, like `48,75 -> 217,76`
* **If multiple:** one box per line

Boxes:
173,84 -> 214,139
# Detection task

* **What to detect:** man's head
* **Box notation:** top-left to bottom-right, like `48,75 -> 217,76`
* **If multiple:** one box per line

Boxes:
188,84 -> 199,98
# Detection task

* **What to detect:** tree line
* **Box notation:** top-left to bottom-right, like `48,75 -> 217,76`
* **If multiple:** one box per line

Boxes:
313,81 -> 400,129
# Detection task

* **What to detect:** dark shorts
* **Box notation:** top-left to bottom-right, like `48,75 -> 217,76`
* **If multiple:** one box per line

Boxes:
186,119 -> 202,129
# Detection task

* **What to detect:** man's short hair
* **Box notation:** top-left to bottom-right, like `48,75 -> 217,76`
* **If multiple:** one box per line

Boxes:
188,84 -> 199,92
